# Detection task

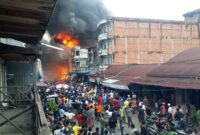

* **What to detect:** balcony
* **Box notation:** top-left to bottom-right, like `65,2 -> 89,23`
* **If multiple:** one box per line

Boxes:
97,19 -> 107,27
98,33 -> 107,42
99,49 -> 108,56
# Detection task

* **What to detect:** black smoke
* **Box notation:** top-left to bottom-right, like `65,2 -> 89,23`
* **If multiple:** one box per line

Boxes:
47,0 -> 108,46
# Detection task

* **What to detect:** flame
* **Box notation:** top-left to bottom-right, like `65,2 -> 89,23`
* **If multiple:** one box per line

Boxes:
55,65 -> 69,80
55,32 -> 79,48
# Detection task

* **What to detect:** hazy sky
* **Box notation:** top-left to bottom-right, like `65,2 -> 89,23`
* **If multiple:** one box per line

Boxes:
103,0 -> 200,20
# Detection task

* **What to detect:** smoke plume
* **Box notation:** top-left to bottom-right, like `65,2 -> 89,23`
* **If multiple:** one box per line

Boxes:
47,0 -> 108,46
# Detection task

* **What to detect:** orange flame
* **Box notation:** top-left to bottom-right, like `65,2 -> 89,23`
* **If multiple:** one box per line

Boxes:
55,32 -> 79,48
55,65 -> 69,80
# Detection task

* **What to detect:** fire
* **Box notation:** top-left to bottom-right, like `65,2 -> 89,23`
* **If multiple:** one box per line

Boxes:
55,65 -> 69,80
55,32 -> 79,48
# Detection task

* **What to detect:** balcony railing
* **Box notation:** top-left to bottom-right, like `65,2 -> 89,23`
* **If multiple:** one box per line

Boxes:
0,86 -> 33,107
98,33 -> 108,41
99,49 -> 108,56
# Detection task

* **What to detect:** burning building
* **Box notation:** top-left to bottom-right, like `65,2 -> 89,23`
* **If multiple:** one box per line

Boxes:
41,0 -> 107,81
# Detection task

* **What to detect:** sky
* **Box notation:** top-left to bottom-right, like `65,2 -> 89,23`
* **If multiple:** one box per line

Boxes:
103,0 -> 200,20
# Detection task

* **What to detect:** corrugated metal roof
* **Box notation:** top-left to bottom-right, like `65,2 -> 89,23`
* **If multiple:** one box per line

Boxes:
0,0 -> 57,44
134,48 -> 200,90
102,64 -> 158,87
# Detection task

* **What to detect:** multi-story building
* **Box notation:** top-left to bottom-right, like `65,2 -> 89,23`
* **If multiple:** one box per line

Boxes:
97,11 -> 200,69
72,46 -> 88,72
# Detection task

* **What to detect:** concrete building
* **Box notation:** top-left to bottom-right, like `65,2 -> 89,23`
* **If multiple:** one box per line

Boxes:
72,46 -> 89,72
184,9 -> 200,23
97,15 -> 200,69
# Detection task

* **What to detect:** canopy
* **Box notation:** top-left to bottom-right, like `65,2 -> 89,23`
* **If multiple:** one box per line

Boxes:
36,82 -> 48,87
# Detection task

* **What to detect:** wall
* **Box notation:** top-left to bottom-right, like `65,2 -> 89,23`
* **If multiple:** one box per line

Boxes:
101,18 -> 200,65
6,61 -> 36,86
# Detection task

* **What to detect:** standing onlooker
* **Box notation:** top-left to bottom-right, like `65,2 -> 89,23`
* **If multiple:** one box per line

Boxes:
92,127 -> 100,135
138,106 -> 145,123
72,122 -> 81,135
98,95 -> 103,105
119,118 -> 125,135
161,102 -> 166,117
124,99 -> 129,109
174,108 -> 184,129
131,98 -> 137,114
186,104 -> 191,123
109,114 -> 117,134
76,112 -> 83,127
119,106 -> 126,123
99,113 -> 107,135
126,105 -> 133,128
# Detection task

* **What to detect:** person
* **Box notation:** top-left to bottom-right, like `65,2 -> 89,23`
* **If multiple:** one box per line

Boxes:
167,103 -> 173,121
126,105 -> 133,128
132,98 -> 137,114
72,122 -> 81,135
174,108 -> 184,129
103,94 -> 107,104
124,99 -> 129,109
118,97 -> 124,107
87,106 -> 95,128
138,106 -> 145,123
98,95 -> 103,105
103,124 -> 110,135
186,104 -> 191,123
119,118 -> 125,135
140,121 -> 147,135
87,127 -> 93,135
100,113 -> 107,135
109,113 -> 117,134
92,127 -> 100,135
76,112 -> 83,126
160,102 -> 166,117
132,93 -> 136,99
112,109 -> 120,121
95,103 -> 102,121
178,105 -> 183,113
196,107 -> 200,128
119,106 -> 126,122
113,98 -> 119,110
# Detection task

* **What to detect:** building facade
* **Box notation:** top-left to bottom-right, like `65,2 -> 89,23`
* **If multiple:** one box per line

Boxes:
72,46 -> 88,72
97,15 -> 200,69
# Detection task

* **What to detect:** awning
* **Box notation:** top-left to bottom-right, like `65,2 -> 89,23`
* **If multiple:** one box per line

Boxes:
102,79 -> 130,90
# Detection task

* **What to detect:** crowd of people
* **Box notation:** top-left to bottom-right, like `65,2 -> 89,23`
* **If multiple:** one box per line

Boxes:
38,80 -> 200,135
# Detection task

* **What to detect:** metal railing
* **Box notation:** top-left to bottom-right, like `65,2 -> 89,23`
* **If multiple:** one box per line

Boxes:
0,86 -> 33,108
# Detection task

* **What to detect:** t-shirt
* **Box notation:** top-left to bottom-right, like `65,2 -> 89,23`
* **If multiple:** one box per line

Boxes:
96,105 -> 102,113
73,125 -> 81,135
109,117 -> 117,129
65,112 -> 75,119
124,100 -> 129,108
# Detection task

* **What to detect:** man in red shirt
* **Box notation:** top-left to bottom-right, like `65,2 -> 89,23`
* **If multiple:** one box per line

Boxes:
113,98 -> 119,110
98,95 -> 103,105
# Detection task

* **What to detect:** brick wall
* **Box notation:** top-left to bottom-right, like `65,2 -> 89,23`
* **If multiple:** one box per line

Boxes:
105,17 -> 200,64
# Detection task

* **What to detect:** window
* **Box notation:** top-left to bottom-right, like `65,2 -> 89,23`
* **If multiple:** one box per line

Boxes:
75,51 -> 80,56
